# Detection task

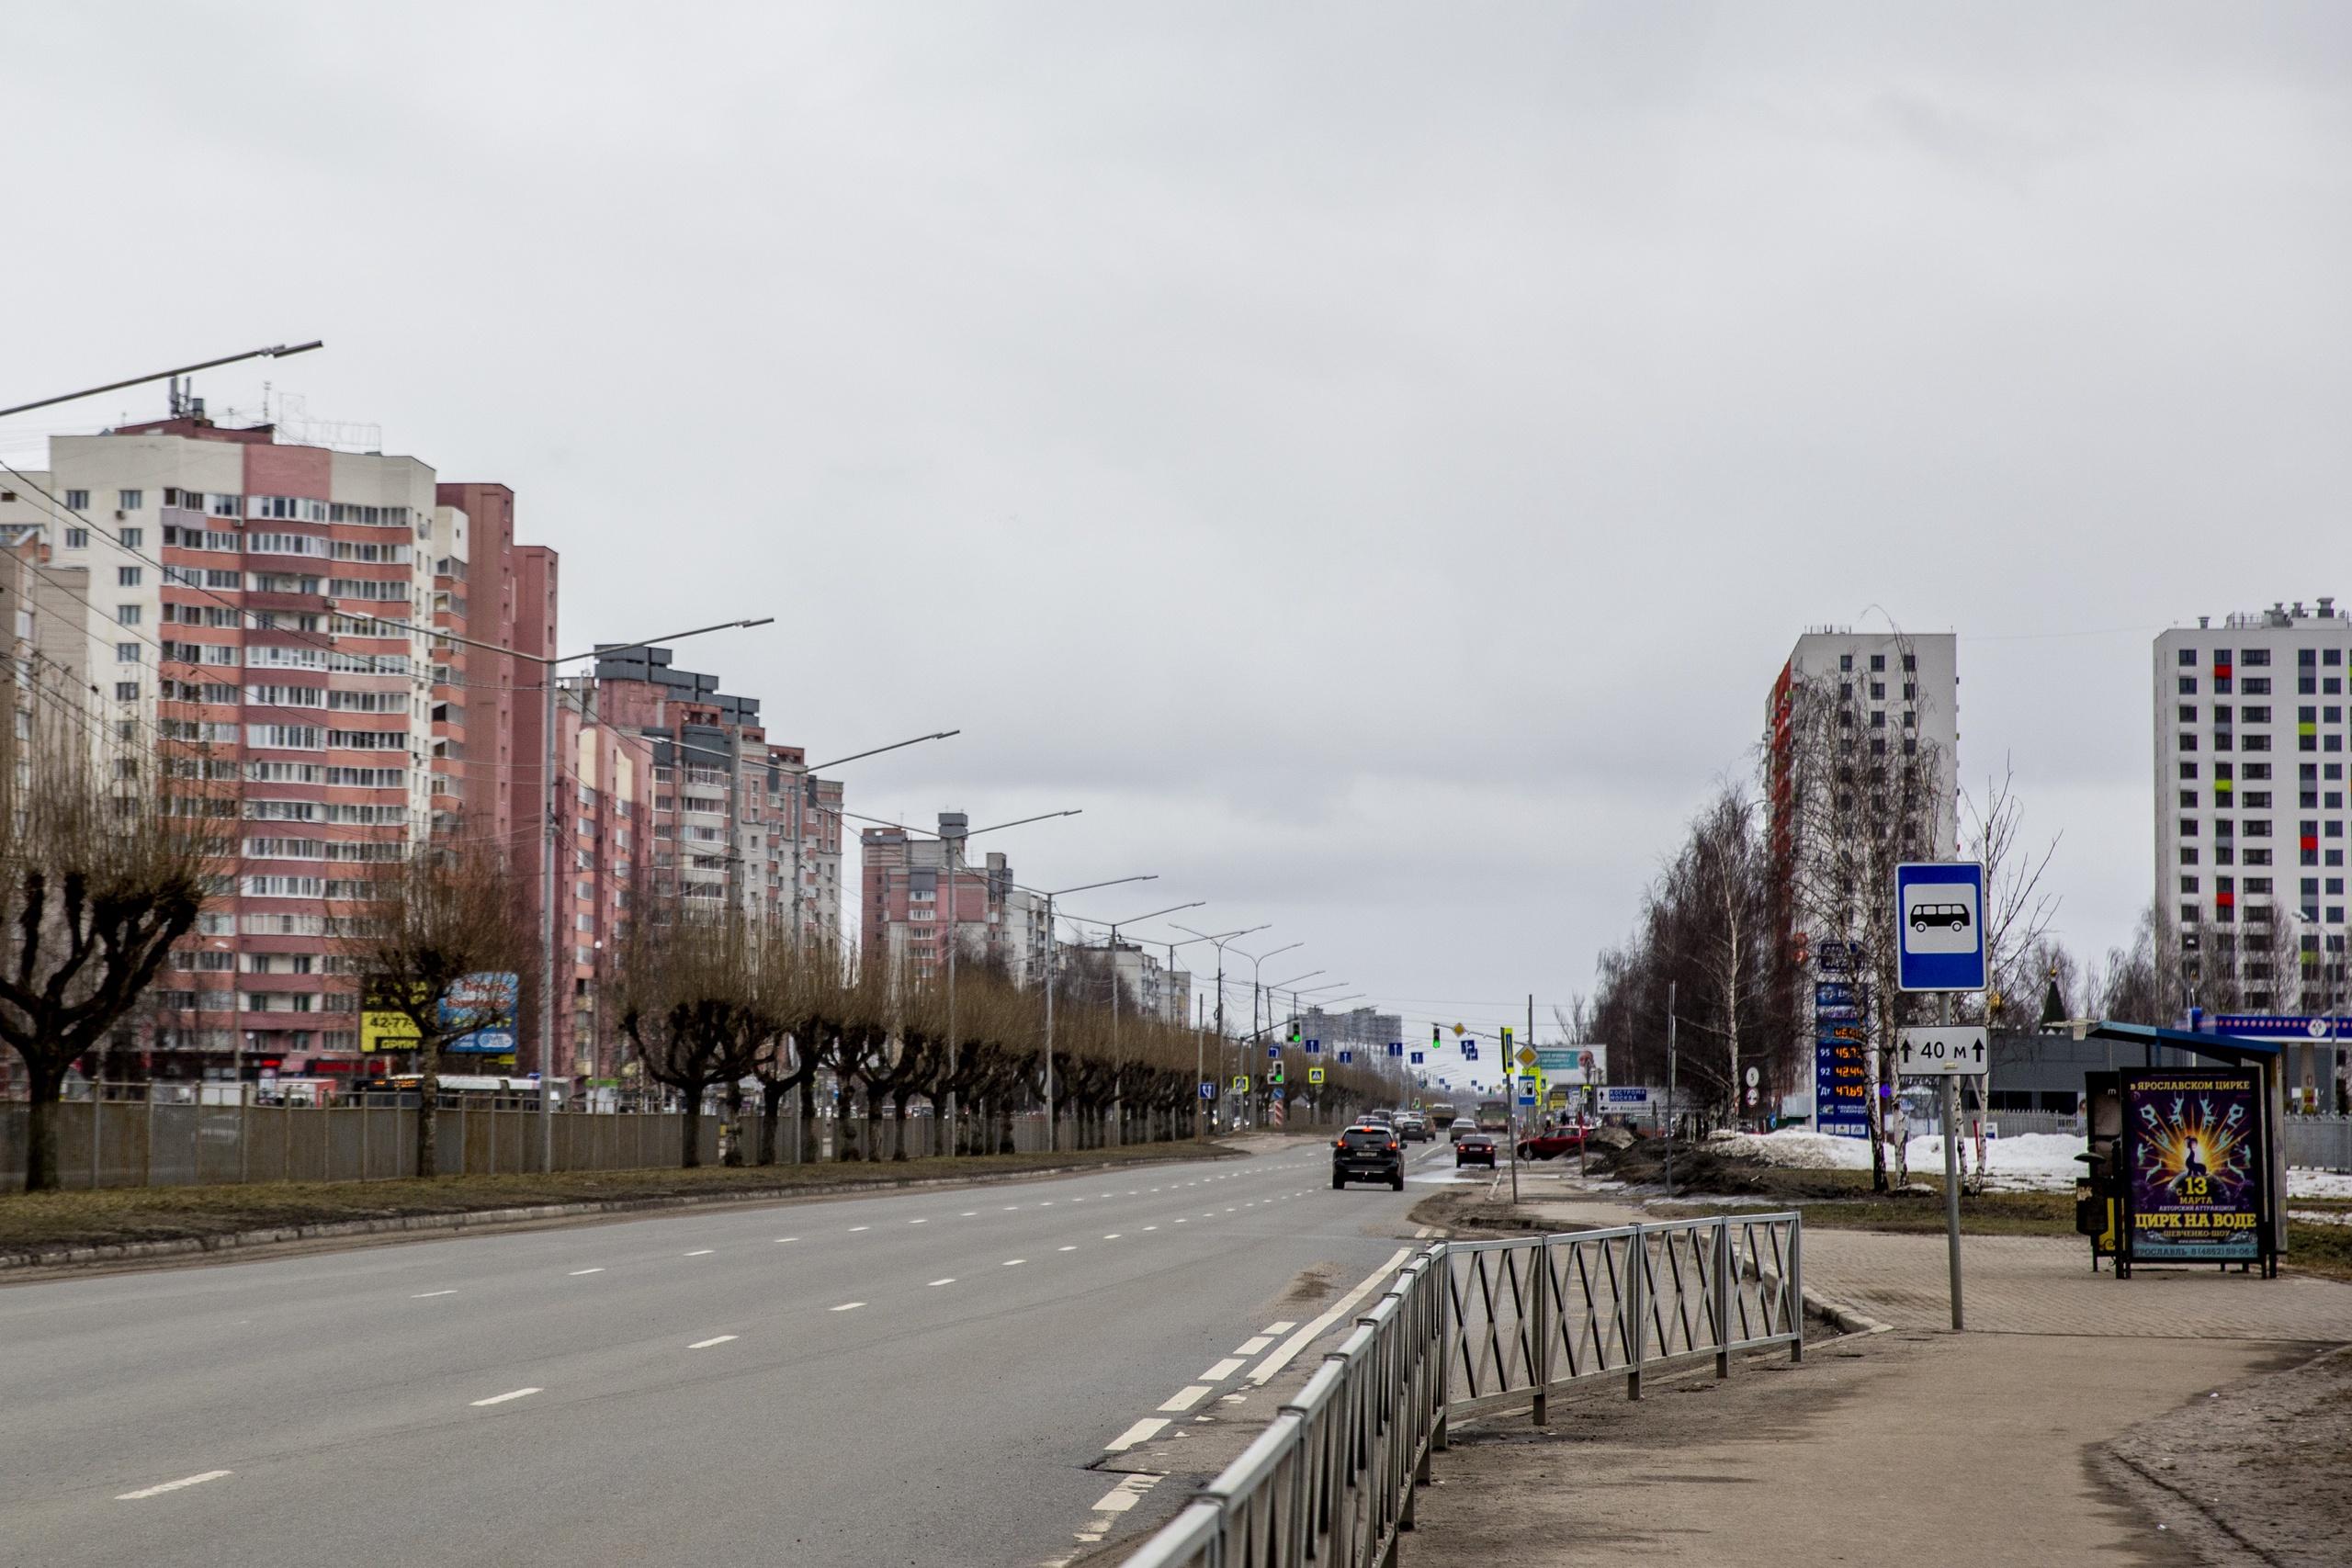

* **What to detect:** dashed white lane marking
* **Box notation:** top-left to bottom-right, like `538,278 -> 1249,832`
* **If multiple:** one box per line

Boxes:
1003,1205 -> 1019,1211
1041,1201 -> 1056,1206
684,1249 -> 715,1257
1248,1250 -> 1410,1385
116,1470 -> 232,1501
1158,1384 -> 1214,1413
1143,1225 -> 1159,1232
1175,1218 -> 1188,1224
687,1335 -> 738,1349
962,1211 -> 978,1217
831,1302 -> 866,1312
848,1226 -> 871,1233
775,1237 -> 798,1244
411,1290 -> 457,1299
1202,1358 -> 1246,1380
1105,1417 -> 1170,1452
1103,1234 -> 1122,1240
569,1268 -> 605,1276
1090,1472 -> 1164,1514
1003,1258 -> 1026,1267
470,1388 -> 541,1407
1059,1245 -> 1078,1252
909,1218 -> 927,1224
928,1278 -> 956,1287
1265,1320 -> 1298,1333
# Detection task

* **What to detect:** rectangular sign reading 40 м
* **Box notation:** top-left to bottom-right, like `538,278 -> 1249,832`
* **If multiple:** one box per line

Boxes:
1894,862 -> 1986,993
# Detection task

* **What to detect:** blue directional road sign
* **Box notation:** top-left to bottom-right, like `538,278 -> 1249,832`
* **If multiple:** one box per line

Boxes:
1409,1051 -> 1423,1065
1387,1042 -> 1404,1056
1516,1094 -> 1537,1108
1269,1045 -> 1281,1059
1199,1081 -> 1216,1099
1462,1043 -> 1478,1059
1338,1050 -> 1353,1064
1894,862 -> 1987,992
1306,1039 -> 1321,1055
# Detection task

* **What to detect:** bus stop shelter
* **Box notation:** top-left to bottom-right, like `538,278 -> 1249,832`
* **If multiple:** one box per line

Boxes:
2085,1020 -> 2289,1270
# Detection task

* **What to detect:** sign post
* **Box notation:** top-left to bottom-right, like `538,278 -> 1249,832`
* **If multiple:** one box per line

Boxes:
1896,862 -> 1988,1332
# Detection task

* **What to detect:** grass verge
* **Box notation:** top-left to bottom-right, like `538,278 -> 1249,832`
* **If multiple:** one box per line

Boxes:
0,1141 -> 1237,1260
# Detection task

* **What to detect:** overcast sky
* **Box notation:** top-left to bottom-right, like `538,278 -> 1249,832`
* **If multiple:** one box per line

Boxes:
6,3 -> 2349,1074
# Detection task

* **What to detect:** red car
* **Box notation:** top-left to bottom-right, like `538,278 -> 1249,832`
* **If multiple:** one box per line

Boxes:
1515,1124 -> 1587,1161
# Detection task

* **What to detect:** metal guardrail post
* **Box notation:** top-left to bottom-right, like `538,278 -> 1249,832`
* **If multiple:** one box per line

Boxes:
1714,1217 -> 1733,1381
1434,1244 -> 1453,1453
1788,1213 -> 1805,1364
1531,1234 -> 1551,1427
1625,1226 -> 1645,1401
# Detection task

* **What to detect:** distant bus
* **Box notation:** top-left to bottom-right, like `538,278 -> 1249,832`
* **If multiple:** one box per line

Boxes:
1476,1099 -> 1508,1132
359,1075 -> 566,1109
1427,1100 -> 1457,1130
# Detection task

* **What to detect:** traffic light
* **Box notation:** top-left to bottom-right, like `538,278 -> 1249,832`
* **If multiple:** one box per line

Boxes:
1288,1021 -> 1301,1044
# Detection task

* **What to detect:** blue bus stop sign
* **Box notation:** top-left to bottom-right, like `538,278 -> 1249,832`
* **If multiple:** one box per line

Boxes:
1895,862 -> 1986,992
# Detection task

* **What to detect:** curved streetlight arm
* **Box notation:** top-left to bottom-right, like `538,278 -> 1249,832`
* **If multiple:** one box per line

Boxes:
808,730 -> 960,773
2,340 -> 323,422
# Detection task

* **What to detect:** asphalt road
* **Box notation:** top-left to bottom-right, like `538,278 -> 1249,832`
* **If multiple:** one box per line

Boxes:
0,1134 -> 1478,1568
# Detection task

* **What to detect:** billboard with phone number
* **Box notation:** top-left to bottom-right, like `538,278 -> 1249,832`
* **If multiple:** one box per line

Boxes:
2121,1069 -> 2263,1264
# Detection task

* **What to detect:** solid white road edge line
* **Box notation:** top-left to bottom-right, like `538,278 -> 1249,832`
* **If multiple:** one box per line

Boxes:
469,1388 -> 542,1407
1104,1417 -> 1170,1452
1246,1250 -> 1410,1385
687,1336 -> 738,1349
115,1470 -> 232,1501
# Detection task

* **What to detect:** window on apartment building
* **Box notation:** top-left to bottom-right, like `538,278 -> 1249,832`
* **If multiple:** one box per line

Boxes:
1869,681 -> 1885,699
115,642 -> 141,663
2302,676 -> 2319,694
2179,733 -> 2198,751
2182,790 -> 2199,808
2245,792 -> 2272,808
2244,648 -> 2272,666
117,566 -> 142,587
2245,734 -> 2271,751
2243,705 -> 2270,723
2179,761 -> 2199,779
1838,653 -> 1853,671
1870,654 -> 1886,671
62,490 -> 88,511
120,527 -> 141,548
1870,710 -> 1886,728
113,681 -> 138,702
2180,847 -> 2199,864
2245,677 -> 2272,694
116,604 -> 141,626
2180,818 -> 2199,837
62,526 -> 89,549
2179,677 -> 2198,694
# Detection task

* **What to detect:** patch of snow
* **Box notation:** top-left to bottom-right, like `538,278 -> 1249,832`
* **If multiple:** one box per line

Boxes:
1709,1128 -> 2352,1199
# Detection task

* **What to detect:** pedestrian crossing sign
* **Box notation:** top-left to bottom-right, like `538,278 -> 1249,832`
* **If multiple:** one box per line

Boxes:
1307,1066 -> 1325,1084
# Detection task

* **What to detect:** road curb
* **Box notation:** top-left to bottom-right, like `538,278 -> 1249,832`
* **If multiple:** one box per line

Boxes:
0,1146 -> 1241,1275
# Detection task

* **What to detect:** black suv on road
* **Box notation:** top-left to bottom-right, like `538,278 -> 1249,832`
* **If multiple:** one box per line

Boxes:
1332,1123 -> 1405,1190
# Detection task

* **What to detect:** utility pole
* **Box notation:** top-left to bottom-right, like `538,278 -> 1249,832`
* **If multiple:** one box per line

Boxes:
1665,980 -> 1678,1199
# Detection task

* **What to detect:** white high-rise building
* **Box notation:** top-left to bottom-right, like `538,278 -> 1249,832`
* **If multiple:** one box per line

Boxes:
2153,598 -> 2352,1015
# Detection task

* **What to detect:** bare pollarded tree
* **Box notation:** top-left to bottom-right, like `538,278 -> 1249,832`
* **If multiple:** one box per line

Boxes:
342,836 -> 532,1179
0,722 -> 220,1191
612,898 -> 773,1168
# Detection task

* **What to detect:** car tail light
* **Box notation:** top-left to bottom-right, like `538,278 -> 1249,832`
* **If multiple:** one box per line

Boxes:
1334,1139 -> 1346,1150
1386,1140 -> 1399,1151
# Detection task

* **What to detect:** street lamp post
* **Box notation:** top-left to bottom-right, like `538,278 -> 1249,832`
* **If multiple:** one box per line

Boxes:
1065,900 -> 1205,1143
940,809 -> 1080,1155
1180,925 -> 1283,1133
1158,926 -> 1267,1138
362,612 -> 775,1172
1035,876 -> 1159,1151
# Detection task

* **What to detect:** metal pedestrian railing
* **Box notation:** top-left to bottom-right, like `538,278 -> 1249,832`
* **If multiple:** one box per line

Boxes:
1120,1213 -> 1804,1568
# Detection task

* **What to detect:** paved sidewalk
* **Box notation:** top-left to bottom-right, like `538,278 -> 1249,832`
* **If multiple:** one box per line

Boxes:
1404,1165 -> 2352,1565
